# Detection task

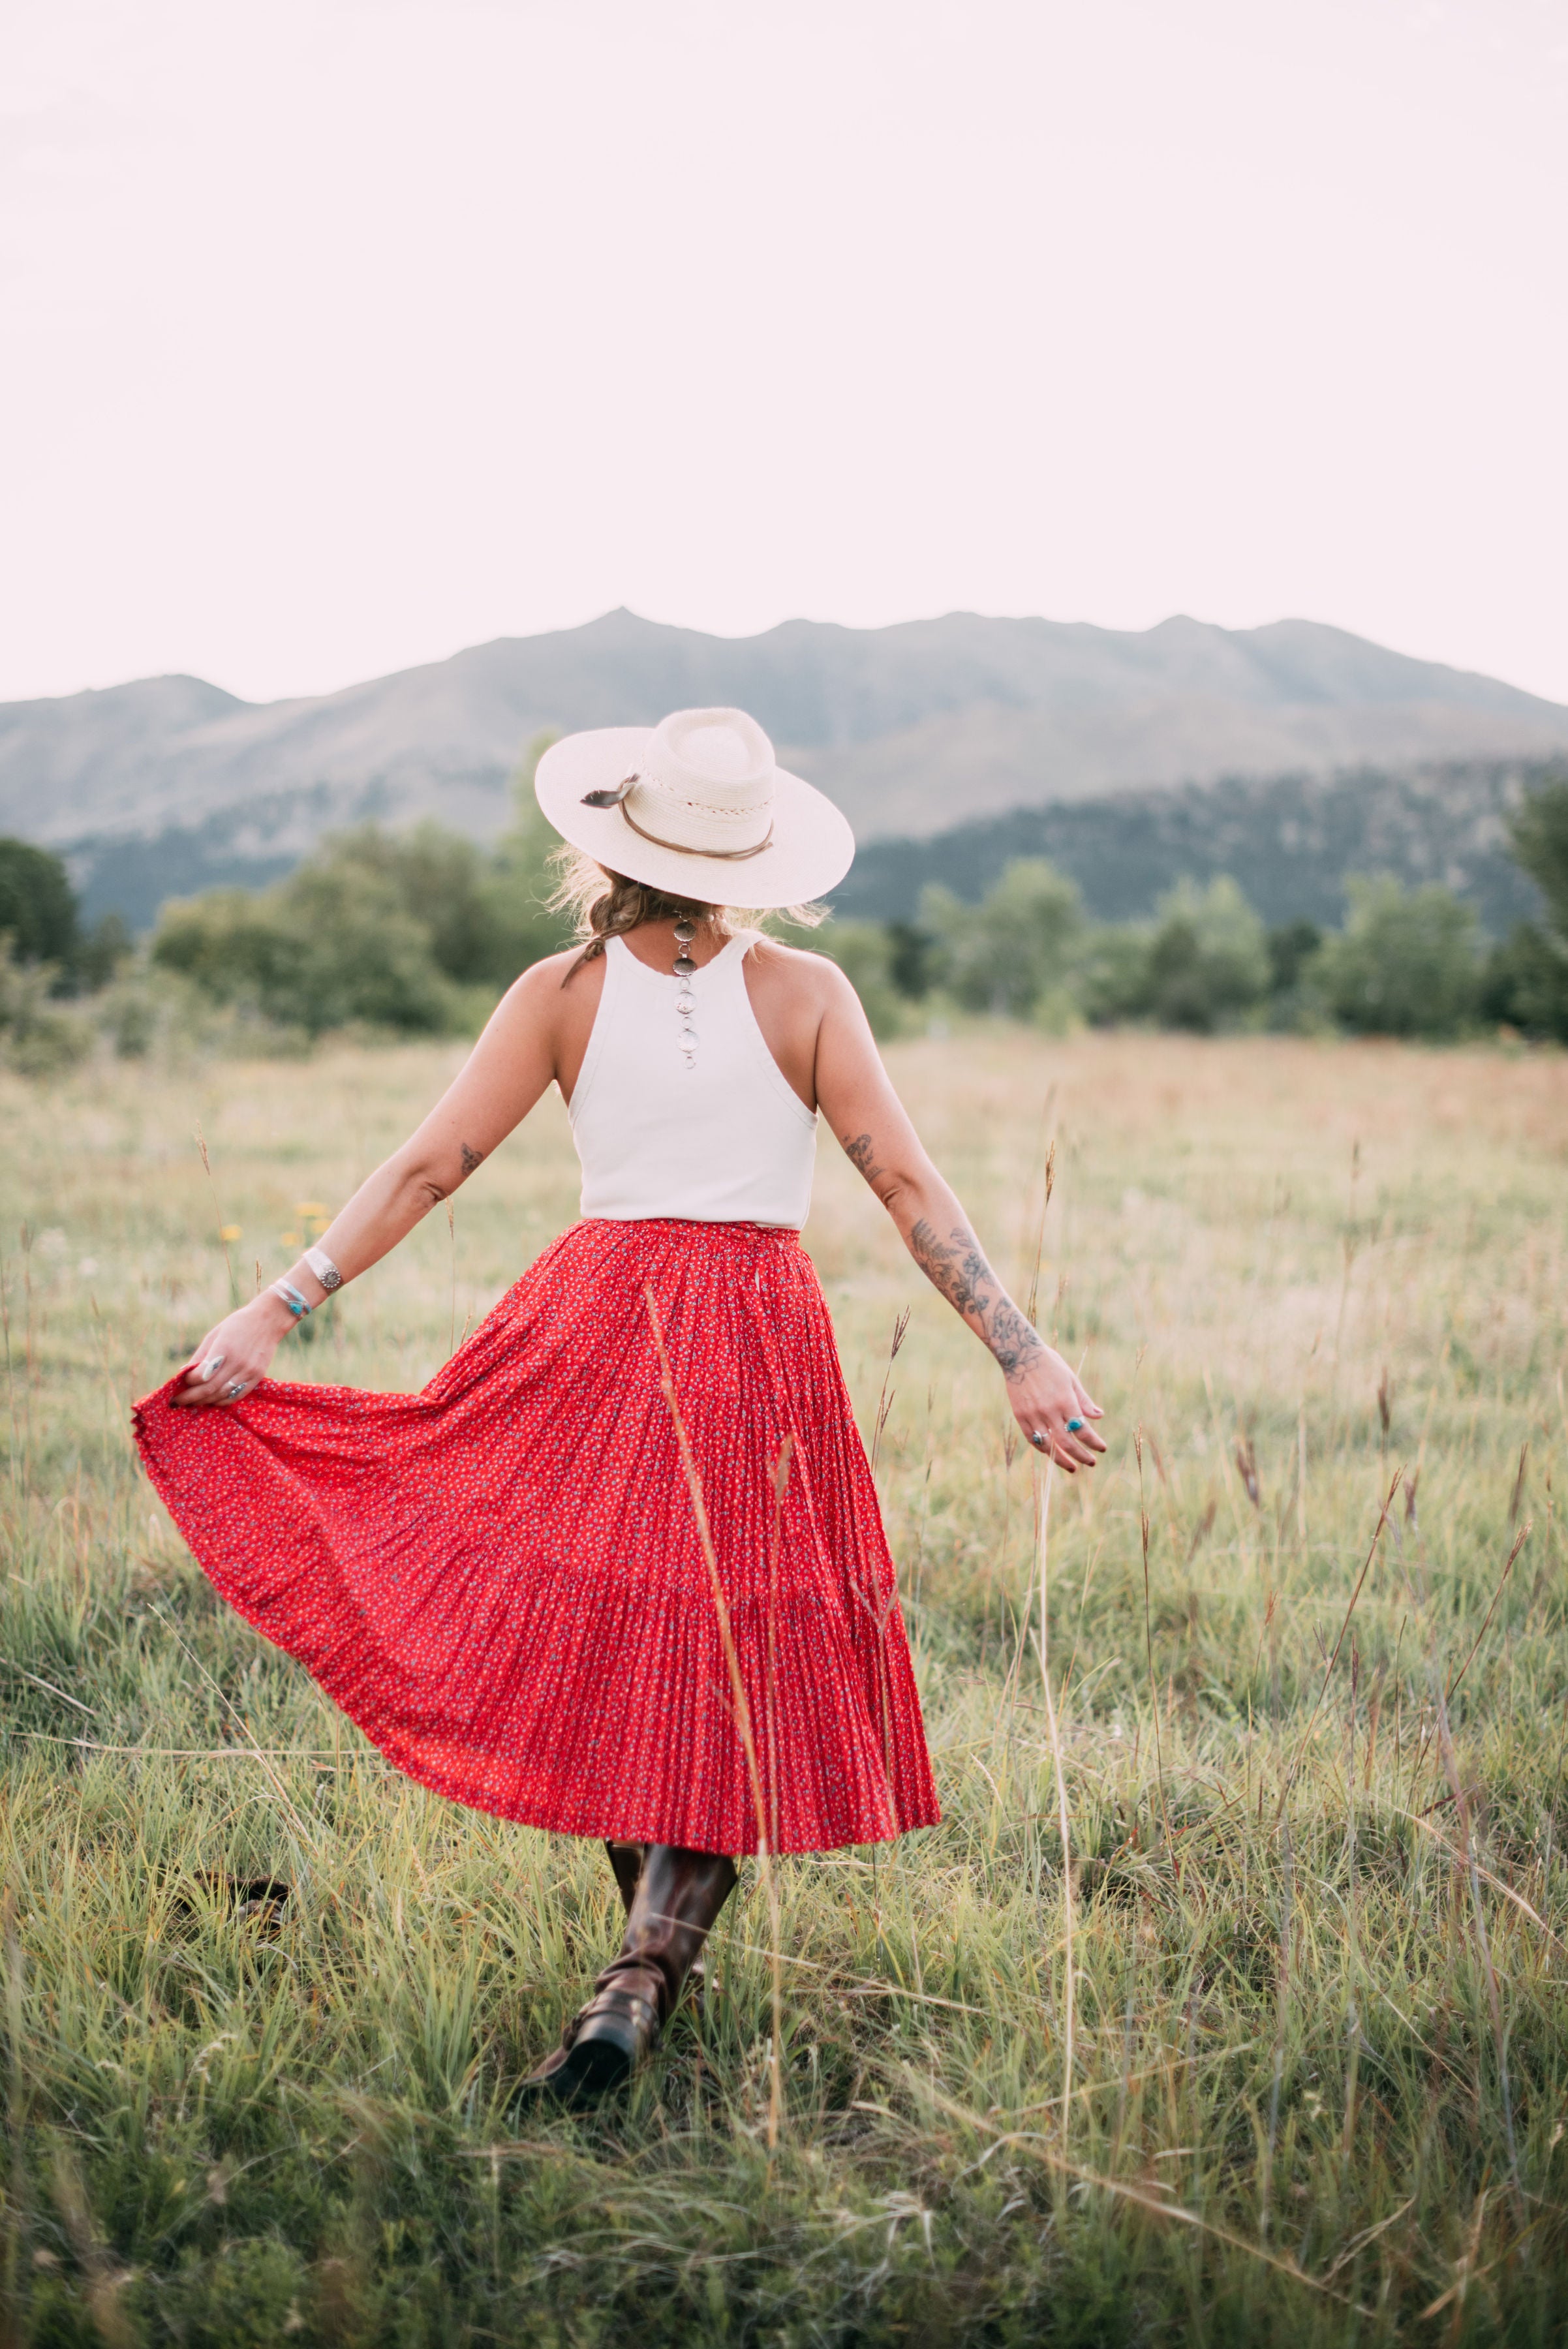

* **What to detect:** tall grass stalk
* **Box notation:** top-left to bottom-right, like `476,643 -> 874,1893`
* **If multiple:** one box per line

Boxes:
645,1289 -> 786,2153
1023,1456 -> 1070,2123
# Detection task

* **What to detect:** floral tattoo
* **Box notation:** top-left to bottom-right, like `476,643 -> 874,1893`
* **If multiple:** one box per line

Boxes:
842,1131 -> 1045,1383
908,1219 -> 1045,1383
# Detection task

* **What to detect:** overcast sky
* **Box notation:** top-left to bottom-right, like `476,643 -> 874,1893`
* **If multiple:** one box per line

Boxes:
3,0 -> 1566,707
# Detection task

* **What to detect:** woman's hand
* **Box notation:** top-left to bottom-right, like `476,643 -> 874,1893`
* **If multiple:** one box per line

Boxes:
172,1293 -> 297,1407
1006,1343 -> 1105,1473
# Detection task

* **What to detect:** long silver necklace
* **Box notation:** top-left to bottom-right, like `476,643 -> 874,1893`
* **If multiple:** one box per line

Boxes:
673,914 -> 698,1069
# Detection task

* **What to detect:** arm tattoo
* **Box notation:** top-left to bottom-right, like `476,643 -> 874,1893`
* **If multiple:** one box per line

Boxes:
459,1143 -> 485,1179
908,1218 -> 991,1317
842,1131 -> 884,1182
986,1296 -> 1047,1382
908,1218 -> 1046,1383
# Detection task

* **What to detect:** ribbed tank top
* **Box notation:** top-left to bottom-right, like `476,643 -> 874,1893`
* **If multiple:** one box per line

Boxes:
567,931 -> 819,1227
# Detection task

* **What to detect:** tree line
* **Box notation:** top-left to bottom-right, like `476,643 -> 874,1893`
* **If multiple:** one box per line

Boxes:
2,747 -> 1566,1071
837,817 -> 1567,1041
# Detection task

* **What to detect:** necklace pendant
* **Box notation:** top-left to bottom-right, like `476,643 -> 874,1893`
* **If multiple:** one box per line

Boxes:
673,964 -> 698,1064
673,916 -> 700,1064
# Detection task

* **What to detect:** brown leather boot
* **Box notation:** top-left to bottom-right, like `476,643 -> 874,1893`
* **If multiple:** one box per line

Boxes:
604,1839 -> 717,2006
605,1840 -> 644,1912
520,1845 -> 738,2108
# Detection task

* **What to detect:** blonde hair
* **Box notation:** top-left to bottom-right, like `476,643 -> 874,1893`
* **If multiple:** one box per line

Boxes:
547,846 -> 824,980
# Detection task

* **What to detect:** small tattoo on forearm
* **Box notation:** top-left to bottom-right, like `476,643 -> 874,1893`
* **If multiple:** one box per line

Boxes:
842,1131 -> 884,1182
909,1218 -> 1045,1382
459,1143 -> 485,1178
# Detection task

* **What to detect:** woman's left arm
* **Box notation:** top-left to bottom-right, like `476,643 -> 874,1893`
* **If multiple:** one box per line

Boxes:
810,964 -> 1105,1472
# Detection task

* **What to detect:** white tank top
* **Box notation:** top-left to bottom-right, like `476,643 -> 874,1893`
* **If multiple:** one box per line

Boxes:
567,930 -> 819,1227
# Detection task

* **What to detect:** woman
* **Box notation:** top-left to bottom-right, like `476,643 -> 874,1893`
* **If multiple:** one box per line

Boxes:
134,707 -> 1105,2108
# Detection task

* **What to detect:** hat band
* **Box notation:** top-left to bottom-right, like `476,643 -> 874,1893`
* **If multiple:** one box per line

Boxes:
581,774 -> 775,861
617,797 -> 775,861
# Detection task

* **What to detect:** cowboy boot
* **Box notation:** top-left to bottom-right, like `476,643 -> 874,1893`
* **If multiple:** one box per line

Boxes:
605,1840 -> 644,1912
604,1840 -> 715,2007
520,1845 -> 738,2108
513,1842 -> 643,2106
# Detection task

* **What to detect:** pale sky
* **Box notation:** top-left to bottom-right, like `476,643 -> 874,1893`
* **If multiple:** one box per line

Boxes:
3,0 -> 1566,707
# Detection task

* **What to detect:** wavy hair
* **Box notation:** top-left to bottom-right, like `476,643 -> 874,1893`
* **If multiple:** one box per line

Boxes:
548,848 -> 824,981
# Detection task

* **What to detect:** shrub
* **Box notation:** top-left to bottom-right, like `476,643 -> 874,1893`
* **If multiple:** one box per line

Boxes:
1139,878 -> 1271,1032
0,944 -> 93,1075
1262,917 -> 1328,1031
298,812 -> 569,994
1313,875 -> 1480,1038
808,921 -> 906,1039
921,858 -> 1085,1019
1483,778 -> 1568,1038
153,865 -> 469,1037
885,920 -> 939,1000
328,824 -> 499,984
328,788 -> 572,992
1480,921 -> 1568,1040
95,970 -> 162,1060
1509,776 -> 1568,927
82,962 -> 294,1064
71,911 -> 132,990
0,837 -> 130,996
1266,918 -> 1323,994
150,734 -> 576,1038
0,837 -> 78,966
1072,925 -> 1152,1026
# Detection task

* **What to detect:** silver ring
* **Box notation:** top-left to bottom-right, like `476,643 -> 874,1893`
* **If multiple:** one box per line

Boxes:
1030,1430 -> 1048,1451
223,1379 -> 246,1401
1067,1417 -> 1085,1434
199,1353 -> 225,1381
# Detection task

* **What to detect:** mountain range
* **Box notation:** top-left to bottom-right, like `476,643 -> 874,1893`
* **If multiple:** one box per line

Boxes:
3,607 -> 1565,930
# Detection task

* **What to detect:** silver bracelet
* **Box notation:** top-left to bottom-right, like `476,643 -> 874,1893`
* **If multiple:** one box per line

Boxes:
304,1244 -> 343,1292
271,1280 -> 311,1321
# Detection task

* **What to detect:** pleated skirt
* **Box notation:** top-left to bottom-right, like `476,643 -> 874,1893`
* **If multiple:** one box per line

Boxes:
132,1218 -> 940,1855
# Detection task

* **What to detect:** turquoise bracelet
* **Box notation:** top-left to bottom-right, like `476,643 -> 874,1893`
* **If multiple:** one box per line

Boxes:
271,1280 -> 311,1320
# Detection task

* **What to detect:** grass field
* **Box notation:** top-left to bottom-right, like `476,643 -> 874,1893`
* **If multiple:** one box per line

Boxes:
2,1026 -> 1567,2346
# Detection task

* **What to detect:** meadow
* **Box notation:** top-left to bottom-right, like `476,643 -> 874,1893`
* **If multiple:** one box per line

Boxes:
1,1025 -> 1565,2345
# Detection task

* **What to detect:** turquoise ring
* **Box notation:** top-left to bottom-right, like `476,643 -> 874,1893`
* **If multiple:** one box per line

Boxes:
1066,1417 -> 1085,1433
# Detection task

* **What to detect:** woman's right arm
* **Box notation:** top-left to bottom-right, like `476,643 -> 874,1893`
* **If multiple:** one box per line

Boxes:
174,959 -> 567,1406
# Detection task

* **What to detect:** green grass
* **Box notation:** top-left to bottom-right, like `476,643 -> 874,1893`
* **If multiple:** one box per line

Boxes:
2,1026 -> 1566,2345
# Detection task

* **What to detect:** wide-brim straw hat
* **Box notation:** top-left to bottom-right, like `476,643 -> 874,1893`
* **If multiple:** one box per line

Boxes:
534,706 -> 855,908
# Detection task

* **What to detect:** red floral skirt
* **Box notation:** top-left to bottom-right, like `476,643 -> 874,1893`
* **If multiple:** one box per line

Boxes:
132,1218 -> 940,1856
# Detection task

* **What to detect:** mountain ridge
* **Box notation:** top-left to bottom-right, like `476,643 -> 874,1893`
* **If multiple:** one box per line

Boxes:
5,608 -> 1567,927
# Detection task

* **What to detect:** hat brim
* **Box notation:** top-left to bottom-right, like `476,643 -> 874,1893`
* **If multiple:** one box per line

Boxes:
534,726 -> 855,908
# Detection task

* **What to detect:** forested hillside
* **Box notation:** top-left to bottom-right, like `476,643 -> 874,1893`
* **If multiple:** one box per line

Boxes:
835,756 -> 1560,930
